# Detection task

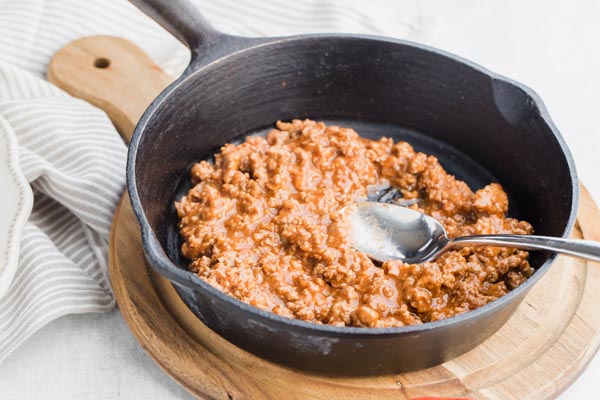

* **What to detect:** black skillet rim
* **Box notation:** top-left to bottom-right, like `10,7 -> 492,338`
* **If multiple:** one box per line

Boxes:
127,33 -> 579,337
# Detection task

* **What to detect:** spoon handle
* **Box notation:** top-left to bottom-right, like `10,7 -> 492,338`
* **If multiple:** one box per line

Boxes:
448,235 -> 600,262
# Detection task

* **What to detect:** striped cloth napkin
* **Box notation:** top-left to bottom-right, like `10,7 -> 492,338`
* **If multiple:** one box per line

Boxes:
0,0 -> 437,363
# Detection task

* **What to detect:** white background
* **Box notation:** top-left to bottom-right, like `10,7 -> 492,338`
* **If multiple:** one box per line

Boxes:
1,0 -> 599,398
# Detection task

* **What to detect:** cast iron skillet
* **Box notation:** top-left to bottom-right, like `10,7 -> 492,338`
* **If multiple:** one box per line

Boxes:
128,0 -> 578,375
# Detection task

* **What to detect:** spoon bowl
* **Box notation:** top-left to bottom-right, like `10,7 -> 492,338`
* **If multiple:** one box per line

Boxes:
348,202 -> 448,263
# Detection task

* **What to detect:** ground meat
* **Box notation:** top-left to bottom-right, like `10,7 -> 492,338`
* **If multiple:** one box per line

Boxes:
175,120 -> 534,327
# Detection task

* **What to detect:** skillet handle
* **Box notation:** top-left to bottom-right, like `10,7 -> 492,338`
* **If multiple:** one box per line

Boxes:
129,0 -> 220,49
47,35 -> 173,143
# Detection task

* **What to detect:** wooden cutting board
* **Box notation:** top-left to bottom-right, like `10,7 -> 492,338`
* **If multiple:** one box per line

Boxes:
48,35 -> 600,400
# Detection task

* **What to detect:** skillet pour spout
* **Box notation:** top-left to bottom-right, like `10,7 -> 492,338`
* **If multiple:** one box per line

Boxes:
127,0 -> 579,374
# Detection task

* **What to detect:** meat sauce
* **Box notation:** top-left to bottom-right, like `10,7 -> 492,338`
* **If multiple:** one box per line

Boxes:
175,120 -> 533,327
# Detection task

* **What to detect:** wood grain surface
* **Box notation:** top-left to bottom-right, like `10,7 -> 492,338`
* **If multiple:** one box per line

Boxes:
109,190 -> 600,400
48,35 -> 173,142
48,36 -> 600,400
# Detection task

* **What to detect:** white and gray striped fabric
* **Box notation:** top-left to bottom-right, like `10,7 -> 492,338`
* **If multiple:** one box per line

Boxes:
0,0 -> 436,363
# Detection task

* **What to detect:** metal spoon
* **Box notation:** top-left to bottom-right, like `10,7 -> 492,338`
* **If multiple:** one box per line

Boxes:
348,202 -> 600,263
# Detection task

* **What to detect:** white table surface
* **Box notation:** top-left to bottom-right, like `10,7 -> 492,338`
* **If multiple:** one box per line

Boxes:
1,1 -> 599,398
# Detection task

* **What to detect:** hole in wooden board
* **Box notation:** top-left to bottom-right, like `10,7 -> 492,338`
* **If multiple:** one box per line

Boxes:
94,58 -> 110,68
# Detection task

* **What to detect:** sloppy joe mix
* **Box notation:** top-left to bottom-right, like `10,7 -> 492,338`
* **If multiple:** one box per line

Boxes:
175,120 -> 533,327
